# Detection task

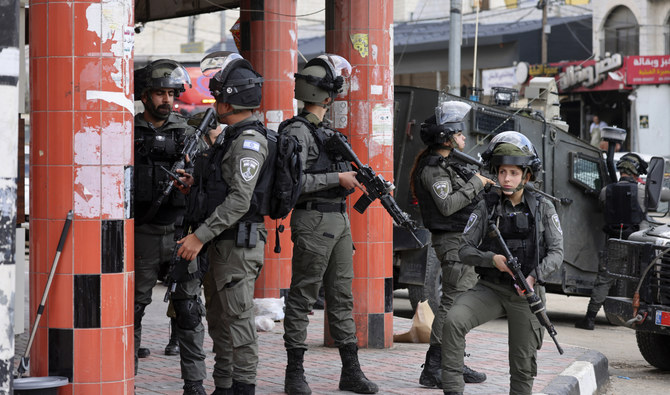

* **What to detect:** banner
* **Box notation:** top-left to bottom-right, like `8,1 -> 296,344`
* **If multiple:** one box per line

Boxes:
626,55 -> 670,85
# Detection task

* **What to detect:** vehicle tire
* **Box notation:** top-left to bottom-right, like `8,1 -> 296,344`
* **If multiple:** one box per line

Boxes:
422,245 -> 441,315
636,331 -> 670,370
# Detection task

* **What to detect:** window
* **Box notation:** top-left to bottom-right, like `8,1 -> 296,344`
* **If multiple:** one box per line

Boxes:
603,6 -> 639,56
569,152 -> 605,194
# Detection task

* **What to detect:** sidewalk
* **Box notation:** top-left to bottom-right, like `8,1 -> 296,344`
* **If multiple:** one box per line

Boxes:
14,282 -> 608,394
132,284 -> 606,395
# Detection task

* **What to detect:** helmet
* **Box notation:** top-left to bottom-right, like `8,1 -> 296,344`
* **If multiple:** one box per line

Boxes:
419,101 -> 472,146
295,54 -> 352,103
134,59 -> 191,98
201,51 -> 263,110
616,153 -> 648,177
481,131 -> 542,180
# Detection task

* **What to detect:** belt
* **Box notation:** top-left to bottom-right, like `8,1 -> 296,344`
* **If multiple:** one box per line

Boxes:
294,201 -> 346,213
214,222 -> 264,248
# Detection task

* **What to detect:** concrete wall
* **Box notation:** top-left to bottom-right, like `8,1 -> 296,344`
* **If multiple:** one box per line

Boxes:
632,84 -> 670,155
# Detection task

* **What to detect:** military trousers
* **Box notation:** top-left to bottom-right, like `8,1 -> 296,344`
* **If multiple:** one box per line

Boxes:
429,232 -> 478,346
134,223 -> 206,381
587,249 -> 613,314
206,231 -> 265,387
441,280 -> 545,394
283,209 -> 357,350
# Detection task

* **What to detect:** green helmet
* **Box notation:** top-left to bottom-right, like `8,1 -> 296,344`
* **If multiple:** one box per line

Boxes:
481,131 -> 542,180
295,54 -> 352,103
617,153 -> 648,177
134,59 -> 191,98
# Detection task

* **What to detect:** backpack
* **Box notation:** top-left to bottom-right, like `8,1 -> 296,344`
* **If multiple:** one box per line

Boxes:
268,128 -> 302,220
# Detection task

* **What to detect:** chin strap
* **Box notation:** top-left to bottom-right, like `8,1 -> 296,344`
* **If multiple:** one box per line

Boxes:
216,108 -> 244,123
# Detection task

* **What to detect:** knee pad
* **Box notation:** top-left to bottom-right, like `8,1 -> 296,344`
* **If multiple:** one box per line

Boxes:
173,298 -> 203,330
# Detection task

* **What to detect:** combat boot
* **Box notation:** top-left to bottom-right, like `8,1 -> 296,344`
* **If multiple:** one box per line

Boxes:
338,343 -> 379,394
232,380 -> 255,395
211,387 -> 233,395
575,310 -> 597,330
463,364 -> 486,383
183,380 -> 207,395
443,392 -> 463,395
419,344 -> 442,388
165,318 -> 181,355
284,348 -> 311,395
138,347 -> 150,358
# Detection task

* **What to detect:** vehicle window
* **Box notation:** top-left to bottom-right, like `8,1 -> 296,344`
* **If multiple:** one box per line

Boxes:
569,152 -> 604,194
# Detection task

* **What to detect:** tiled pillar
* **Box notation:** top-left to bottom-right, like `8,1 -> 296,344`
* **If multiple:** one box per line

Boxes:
240,0 -> 298,299
326,0 -> 394,348
0,1 -> 19,392
29,1 -> 135,393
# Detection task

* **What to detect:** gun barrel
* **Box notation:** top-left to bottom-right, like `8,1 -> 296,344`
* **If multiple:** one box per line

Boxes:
450,149 -> 483,168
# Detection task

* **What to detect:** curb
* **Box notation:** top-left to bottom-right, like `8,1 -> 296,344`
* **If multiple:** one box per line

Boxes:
539,350 -> 609,395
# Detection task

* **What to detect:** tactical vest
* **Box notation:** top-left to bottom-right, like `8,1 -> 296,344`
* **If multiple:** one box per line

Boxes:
603,177 -> 644,238
477,190 -> 546,281
134,119 -> 188,224
287,115 -> 353,199
414,153 -> 481,232
186,119 -> 275,225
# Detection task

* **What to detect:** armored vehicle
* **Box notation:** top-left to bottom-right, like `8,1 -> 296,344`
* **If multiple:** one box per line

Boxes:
602,157 -> 670,370
393,81 -> 612,312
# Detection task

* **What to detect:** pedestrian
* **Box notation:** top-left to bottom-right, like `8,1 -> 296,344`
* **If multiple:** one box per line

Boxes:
133,59 -> 209,395
176,51 -> 270,395
281,54 -> 378,395
589,115 -> 607,148
575,153 -> 648,330
442,131 -> 564,395
409,101 -> 492,388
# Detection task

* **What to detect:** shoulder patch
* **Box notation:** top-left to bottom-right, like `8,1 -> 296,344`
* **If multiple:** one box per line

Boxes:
240,157 -> 260,182
551,214 -> 563,235
463,213 -> 478,234
242,130 -> 257,136
432,180 -> 450,200
242,139 -> 261,152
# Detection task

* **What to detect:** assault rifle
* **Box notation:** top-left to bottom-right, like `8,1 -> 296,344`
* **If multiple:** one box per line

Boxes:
161,108 -> 218,302
137,108 -> 217,226
449,149 -> 484,168
326,132 -> 424,248
488,223 -> 564,354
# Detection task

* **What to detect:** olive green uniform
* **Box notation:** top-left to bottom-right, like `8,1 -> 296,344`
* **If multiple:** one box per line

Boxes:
283,112 -> 358,350
417,156 -> 483,345
193,115 -> 269,387
587,179 -> 648,313
442,192 -> 563,394
134,113 -> 208,381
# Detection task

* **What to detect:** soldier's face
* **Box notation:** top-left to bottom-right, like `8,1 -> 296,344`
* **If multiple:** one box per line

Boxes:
451,132 -> 466,150
497,165 -> 527,195
143,88 -> 175,120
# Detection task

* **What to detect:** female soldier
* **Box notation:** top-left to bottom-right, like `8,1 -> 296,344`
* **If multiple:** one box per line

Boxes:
441,131 -> 564,395
410,101 -> 493,388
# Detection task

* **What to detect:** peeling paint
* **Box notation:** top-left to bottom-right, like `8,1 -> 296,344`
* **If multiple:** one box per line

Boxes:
0,264 -> 15,393
289,29 -> 296,43
101,119 -> 132,165
350,74 -> 360,92
124,166 -> 132,219
101,166 -> 125,219
371,44 -> 378,62
87,90 -> 134,114
74,166 -> 101,218
370,85 -> 383,95
74,124 -> 101,165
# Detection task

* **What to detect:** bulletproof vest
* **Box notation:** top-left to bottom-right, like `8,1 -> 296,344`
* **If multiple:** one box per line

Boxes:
603,177 -> 644,239
290,115 -> 353,199
134,117 -> 188,224
478,190 -> 545,280
413,153 -> 481,232
185,118 -> 275,225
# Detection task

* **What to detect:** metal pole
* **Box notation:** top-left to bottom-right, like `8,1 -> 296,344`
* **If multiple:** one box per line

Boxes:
448,0 -> 462,96
472,1 -> 481,94
541,0 -> 548,64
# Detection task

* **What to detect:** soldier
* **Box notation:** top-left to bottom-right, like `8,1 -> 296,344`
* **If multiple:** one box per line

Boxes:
176,51 -> 269,395
443,131 -> 564,395
409,101 -> 492,388
575,153 -> 648,330
133,59 -> 209,395
281,54 -> 378,395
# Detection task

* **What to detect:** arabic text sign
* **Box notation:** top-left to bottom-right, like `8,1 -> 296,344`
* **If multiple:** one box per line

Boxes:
627,56 -> 670,85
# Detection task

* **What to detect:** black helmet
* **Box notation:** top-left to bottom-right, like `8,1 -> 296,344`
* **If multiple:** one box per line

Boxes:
201,51 -> 263,110
617,153 -> 648,177
295,54 -> 351,103
420,101 -> 472,146
134,59 -> 191,98
481,131 -> 542,180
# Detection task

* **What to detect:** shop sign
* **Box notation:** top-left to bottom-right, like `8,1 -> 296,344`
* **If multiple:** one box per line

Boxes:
557,53 -> 623,91
627,55 -> 670,85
